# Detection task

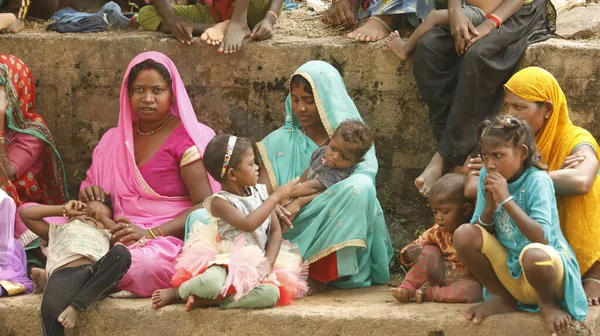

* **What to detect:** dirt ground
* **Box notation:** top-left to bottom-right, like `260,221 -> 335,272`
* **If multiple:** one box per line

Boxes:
19,0 -> 415,38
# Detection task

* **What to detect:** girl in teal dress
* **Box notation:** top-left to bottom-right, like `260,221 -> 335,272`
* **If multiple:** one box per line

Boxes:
453,116 -> 587,336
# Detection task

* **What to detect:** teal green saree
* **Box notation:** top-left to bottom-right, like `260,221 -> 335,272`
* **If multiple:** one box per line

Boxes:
256,61 -> 393,288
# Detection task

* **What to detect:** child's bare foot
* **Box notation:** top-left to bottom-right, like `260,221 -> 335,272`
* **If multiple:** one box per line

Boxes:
31,267 -> 47,294
464,295 -> 516,324
415,288 -> 426,303
57,306 -> 79,329
386,31 -> 410,61
539,301 -> 572,336
346,16 -> 391,42
307,277 -> 327,296
415,152 -> 445,197
200,20 -> 230,46
5,19 -> 24,34
151,288 -> 181,309
0,13 -> 17,31
390,287 -> 412,303
218,21 -> 250,54
184,295 -> 220,311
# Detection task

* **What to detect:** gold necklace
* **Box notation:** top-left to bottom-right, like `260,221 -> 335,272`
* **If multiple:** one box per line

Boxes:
136,115 -> 173,136
302,127 -> 329,146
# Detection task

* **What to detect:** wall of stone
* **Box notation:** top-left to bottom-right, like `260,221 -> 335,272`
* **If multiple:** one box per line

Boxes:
1,33 -> 599,249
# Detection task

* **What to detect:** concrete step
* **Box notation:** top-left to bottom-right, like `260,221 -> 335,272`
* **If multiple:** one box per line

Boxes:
0,286 -> 598,335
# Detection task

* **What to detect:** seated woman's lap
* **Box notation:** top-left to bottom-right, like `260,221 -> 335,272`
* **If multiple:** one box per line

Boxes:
115,236 -> 183,297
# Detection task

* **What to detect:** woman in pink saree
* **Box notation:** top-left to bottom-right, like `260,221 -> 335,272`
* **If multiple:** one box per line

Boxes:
78,51 -> 220,297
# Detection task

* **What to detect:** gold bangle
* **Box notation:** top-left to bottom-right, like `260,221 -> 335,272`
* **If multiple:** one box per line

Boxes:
148,228 -> 157,239
267,10 -> 278,20
62,206 -> 66,218
156,226 -> 165,237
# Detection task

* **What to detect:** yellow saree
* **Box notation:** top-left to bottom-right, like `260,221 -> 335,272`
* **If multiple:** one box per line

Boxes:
505,67 -> 600,274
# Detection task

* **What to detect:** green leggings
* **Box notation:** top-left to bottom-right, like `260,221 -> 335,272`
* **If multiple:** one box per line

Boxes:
138,0 -> 273,32
178,266 -> 280,309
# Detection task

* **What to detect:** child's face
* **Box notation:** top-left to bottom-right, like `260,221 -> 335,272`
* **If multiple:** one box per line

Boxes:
232,149 -> 259,187
429,195 -> 469,234
290,84 -> 320,129
480,138 -> 527,181
68,201 -> 111,230
323,134 -> 360,170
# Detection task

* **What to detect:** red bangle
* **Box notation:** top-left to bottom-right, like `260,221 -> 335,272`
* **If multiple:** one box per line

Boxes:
486,14 -> 502,28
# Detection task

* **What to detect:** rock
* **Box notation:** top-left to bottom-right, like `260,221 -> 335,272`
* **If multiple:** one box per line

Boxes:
556,5 -> 600,39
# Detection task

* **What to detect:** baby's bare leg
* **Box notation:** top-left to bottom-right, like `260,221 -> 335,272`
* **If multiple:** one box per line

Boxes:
388,9 -> 450,60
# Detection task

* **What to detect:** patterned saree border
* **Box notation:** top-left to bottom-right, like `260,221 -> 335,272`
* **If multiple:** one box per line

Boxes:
306,239 -> 367,264
256,141 -> 279,190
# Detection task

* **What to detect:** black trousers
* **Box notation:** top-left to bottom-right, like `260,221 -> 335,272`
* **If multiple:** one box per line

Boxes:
41,245 -> 131,336
412,0 -> 553,166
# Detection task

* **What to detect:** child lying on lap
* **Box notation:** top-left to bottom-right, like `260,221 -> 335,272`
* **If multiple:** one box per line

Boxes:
285,120 -> 373,222
19,200 -> 131,336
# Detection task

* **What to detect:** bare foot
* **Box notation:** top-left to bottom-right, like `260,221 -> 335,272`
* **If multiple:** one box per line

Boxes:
464,296 -> 516,324
415,288 -> 426,303
0,13 -> 17,31
151,288 -> 181,309
415,152 -> 445,197
200,20 -> 230,46
184,295 -> 220,311
58,306 -> 78,329
583,278 -> 600,306
218,21 -> 250,54
31,267 -> 48,294
386,31 -> 410,61
307,277 -> 328,296
346,16 -> 391,42
539,301 -> 572,336
5,19 -> 24,34
390,287 -> 412,303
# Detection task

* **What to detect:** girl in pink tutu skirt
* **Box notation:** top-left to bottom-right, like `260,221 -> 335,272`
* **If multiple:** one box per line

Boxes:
151,134 -> 307,310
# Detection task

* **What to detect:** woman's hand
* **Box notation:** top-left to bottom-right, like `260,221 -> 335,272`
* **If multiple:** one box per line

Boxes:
322,0 -> 356,27
284,199 -> 302,223
561,150 -> 585,169
250,18 -> 274,40
63,200 -> 87,217
483,172 -> 510,204
467,155 -> 484,177
449,8 -> 479,55
465,19 -> 496,51
79,185 -> 110,202
109,216 -> 149,245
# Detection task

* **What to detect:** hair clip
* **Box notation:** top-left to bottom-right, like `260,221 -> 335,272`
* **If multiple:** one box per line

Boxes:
220,135 -> 238,178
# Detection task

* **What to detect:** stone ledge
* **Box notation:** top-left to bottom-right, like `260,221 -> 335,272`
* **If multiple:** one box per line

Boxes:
0,33 -> 599,245
0,286 -> 598,335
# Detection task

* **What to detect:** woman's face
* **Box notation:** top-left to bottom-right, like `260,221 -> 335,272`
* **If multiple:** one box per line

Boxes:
503,91 -> 550,136
290,84 -> 320,128
129,69 -> 173,123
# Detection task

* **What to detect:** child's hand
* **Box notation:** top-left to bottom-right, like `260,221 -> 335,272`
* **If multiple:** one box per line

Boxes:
249,19 -> 273,41
63,200 -> 87,217
273,177 -> 301,202
484,172 -> 510,204
403,244 -> 422,263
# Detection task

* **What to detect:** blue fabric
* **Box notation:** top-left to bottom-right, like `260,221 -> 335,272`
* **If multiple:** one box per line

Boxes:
51,2 -> 129,28
471,166 -> 588,321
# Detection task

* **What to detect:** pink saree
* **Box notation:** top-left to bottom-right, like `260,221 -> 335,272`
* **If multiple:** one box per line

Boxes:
80,51 -> 220,297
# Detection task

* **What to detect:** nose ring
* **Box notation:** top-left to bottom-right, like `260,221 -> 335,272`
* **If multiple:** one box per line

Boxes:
301,107 -> 306,111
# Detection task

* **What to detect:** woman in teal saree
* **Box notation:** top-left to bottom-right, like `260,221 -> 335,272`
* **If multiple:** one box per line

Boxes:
255,61 -> 393,289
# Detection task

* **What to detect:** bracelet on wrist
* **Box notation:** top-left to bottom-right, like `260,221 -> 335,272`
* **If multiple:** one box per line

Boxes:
486,14 -> 502,31
478,217 -> 494,227
498,195 -> 514,207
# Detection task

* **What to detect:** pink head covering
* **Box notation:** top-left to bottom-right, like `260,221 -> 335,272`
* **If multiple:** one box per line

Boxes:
81,51 -> 220,227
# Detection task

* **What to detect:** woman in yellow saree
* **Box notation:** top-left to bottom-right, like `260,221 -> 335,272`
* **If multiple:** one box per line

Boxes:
501,67 -> 600,306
